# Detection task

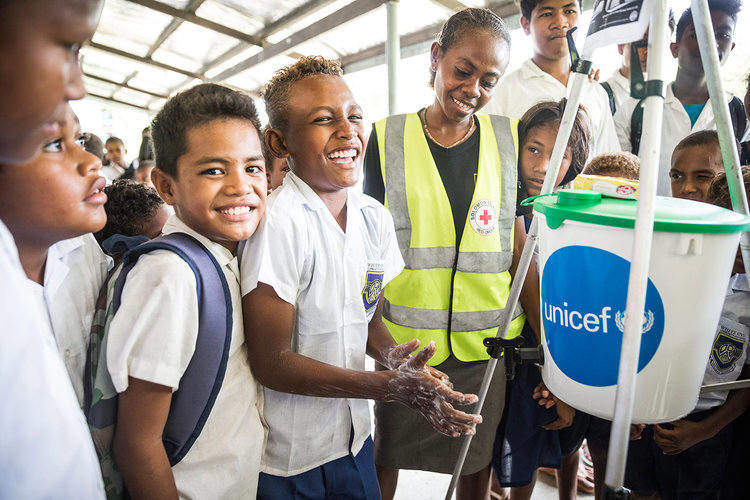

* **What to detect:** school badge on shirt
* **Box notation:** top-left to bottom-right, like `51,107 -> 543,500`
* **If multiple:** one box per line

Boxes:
469,199 -> 497,236
362,261 -> 385,312
710,317 -> 747,374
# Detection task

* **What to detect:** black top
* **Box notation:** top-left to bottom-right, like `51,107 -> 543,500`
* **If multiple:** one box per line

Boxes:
363,116 -> 480,245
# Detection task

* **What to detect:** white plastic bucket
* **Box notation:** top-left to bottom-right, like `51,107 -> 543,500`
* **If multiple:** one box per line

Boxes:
536,209 -> 741,423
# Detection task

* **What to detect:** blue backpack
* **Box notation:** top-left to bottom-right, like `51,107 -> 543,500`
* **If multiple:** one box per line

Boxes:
84,232 -> 233,498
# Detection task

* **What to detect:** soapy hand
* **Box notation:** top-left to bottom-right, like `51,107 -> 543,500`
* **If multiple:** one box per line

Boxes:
385,339 -> 481,437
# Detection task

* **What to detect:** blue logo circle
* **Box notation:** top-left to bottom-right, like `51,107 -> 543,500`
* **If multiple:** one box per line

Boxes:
541,246 -> 665,387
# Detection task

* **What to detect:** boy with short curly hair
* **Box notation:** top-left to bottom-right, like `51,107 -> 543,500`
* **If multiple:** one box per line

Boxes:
243,56 -> 481,499
582,151 -> 640,180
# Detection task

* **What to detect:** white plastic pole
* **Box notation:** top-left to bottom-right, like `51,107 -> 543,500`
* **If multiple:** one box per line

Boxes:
603,0 -> 669,491
444,53 -> 593,500
690,0 -> 750,277
386,0 -> 400,115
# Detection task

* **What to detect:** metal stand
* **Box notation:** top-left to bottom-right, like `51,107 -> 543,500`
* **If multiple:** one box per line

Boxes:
386,0 -> 400,115
690,0 -> 750,278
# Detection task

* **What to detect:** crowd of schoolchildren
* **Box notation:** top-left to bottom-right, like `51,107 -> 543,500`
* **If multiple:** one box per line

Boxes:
0,0 -> 748,499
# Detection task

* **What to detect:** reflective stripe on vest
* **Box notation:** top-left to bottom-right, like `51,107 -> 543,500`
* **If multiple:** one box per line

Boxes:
376,113 -> 525,365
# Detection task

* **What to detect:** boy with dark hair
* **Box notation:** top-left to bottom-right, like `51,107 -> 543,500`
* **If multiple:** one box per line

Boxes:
94,179 -> 169,261
615,0 -> 745,196
84,131 -> 105,160
260,126 -> 291,193
0,1 -> 106,497
243,56 -> 481,499
602,12 -> 676,115
103,136 -> 128,182
105,83 -> 267,498
484,0 -> 620,156
669,130 -> 740,201
582,151 -> 641,180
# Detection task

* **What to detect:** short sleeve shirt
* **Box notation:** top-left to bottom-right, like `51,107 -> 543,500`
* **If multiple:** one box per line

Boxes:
241,171 -> 404,477
696,274 -> 750,411
106,215 -> 265,498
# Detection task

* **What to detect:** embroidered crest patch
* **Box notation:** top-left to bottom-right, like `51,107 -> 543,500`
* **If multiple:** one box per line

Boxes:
469,199 -> 497,236
710,332 -> 745,374
362,261 -> 384,312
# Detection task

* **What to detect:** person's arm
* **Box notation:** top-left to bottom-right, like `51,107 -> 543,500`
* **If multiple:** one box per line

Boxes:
653,365 -> 750,455
243,285 -> 480,437
113,377 -> 177,500
511,217 -> 541,340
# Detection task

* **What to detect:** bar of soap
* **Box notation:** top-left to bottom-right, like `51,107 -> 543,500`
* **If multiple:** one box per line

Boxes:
573,174 -> 639,200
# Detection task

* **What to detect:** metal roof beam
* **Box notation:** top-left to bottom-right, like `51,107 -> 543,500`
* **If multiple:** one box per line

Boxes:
126,0 -> 263,47
258,0 -> 339,38
145,0 -> 207,57
428,0 -> 471,11
87,41 -> 207,80
84,72 -> 169,99
87,92 -> 151,111
213,0 -> 388,82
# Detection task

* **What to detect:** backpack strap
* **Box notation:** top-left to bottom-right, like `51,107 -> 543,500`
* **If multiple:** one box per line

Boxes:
600,81 -> 617,116
113,232 -> 233,466
729,96 -> 747,142
630,100 -> 645,155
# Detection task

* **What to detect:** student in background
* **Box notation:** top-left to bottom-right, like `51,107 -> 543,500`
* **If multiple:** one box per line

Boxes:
106,84 -> 267,498
134,158 -> 156,187
243,56 -> 481,500
601,13 -> 676,116
261,126 -> 291,193
582,151 -> 641,180
94,179 -> 169,263
669,130 -> 737,202
618,169 -> 749,500
102,136 -> 129,182
84,132 -> 105,161
614,0 -> 744,196
483,0 -> 620,156
0,1 -> 105,497
493,99 -> 591,500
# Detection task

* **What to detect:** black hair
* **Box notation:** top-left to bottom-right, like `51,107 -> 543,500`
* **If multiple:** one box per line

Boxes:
94,179 -> 164,245
673,129 -> 741,159
518,98 -> 591,185
705,166 -> 750,208
519,0 -> 582,21
151,83 -> 261,177
675,0 -> 742,42
83,132 -> 104,160
430,7 -> 511,86
105,136 -> 124,147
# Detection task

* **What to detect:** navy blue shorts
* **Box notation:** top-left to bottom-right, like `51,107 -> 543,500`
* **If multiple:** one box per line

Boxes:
257,436 -> 380,500
492,326 -> 562,487
622,410 -> 734,499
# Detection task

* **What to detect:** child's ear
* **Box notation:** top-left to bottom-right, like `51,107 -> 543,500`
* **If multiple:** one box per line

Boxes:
151,168 -> 176,206
670,42 -> 678,58
266,128 -> 290,159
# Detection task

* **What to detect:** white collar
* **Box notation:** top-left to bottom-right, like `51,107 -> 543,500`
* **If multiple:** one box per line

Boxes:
519,59 -> 567,89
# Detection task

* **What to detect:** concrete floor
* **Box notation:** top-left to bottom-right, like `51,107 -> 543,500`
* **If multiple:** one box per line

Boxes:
393,467 -> 594,499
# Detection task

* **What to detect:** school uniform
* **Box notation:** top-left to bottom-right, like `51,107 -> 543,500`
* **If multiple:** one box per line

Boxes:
106,215 -> 265,499
0,220 -> 105,499
614,83 -> 739,196
622,274 -> 749,499
24,233 -> 111,405
483,59 -> 621,156
240,171 -> 403,498
603,70 -> 632,114
101,163 -> 126,184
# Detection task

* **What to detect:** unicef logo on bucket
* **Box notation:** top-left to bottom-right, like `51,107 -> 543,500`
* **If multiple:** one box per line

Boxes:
541,246 -> 665,387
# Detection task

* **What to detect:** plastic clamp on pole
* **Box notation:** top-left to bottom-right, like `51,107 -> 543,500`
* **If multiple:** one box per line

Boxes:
567,27 -> 593,75
483,336 -> 544,381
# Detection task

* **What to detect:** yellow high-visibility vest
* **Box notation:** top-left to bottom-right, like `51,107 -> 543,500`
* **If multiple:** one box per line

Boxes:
375,113 -> 525,365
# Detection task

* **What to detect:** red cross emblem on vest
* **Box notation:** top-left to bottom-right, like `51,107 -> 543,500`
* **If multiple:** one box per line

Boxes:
479,209 -> 492,225
469,199 -> 498,236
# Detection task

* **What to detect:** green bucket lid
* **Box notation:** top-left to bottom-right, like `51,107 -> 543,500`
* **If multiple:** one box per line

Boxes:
524,189 -> 750,233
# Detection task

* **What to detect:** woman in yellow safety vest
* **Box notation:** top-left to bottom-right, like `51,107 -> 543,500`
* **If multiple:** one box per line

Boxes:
363,7 -> 542,500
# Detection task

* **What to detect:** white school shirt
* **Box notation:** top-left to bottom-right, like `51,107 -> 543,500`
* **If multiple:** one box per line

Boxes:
603,70 -> 631,114
106,215 -> 265,499
614,83 -> 739,196
25,233 -> 111,406
696,274 -> 750,411
241,172 -> 404,477
483,58 -> 621,156
101,163 -> 125,184
0,220 -> 105,499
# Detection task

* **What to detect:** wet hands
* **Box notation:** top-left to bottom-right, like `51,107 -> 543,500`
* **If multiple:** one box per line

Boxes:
385,339 -> 481,437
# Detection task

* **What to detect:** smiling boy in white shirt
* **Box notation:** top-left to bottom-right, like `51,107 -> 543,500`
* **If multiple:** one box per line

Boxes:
242,56 -> 482,499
